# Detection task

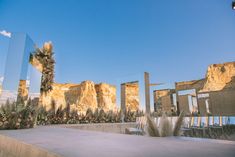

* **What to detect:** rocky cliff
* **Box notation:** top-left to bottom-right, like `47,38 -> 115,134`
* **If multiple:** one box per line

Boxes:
40,83 -> 78,111
40,81 -> 116,113
95,83 -> 116,111
125,83 -> 139,111
201,62 -> 235,92
76,81 -> 98,113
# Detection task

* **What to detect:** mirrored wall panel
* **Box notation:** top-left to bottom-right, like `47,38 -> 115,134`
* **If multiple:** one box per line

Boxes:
0,33 -> 41,104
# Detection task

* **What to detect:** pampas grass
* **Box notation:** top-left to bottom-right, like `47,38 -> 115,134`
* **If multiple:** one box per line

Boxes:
159,113 -> 172,137
146,115 -> 160,137
173,111 -> 184,136
146,111 -> 185,137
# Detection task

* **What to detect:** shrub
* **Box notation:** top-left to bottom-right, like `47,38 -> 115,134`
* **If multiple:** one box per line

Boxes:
0,99 -> 38,130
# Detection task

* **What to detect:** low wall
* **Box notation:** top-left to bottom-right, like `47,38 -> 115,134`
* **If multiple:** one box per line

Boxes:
0,134 -> 61,157
63,123 -> 136,134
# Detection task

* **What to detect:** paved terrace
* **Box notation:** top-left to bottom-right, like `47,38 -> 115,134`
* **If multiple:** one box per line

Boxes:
0,126 -> 235,157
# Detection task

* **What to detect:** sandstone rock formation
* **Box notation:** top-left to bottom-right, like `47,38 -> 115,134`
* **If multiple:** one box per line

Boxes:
40,81 -> 117,113
175,62 -> 235,93
40,80 -> 142,113
201,62 -> 235,92
125,83 -> 139,111
76,81 -> 98,113
40,83 -> 76,111
95,83 -> 116,112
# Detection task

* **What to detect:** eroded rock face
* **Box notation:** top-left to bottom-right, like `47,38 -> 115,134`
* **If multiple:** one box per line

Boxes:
40,83 -> 78,110
40,80 -> 141,113
201,62 -> 235,92
95,83 -> 116,112
125,84 -> 139,111
76,81 -> 98,113
40,81 -> 116,113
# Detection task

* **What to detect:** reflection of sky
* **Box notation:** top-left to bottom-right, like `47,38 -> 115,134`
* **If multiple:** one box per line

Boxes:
178,89 -> 195,96
20,35 -> 35,80
28,64 -> 41,93
188,95 -> 193,112
3,33 -> 27,90
193,117 -> 198,126
229,117 -> 235,124
214,116 -> 219,125
0,33 -> 41,102
0,77 -> 3,86
2,33 -> 40,93
200,117 -> 207,126
0,35 -> 9,77
208,117 -> 213,126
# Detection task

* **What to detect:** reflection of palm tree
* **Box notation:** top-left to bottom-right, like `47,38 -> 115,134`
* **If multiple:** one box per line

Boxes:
33,42 -> 55,94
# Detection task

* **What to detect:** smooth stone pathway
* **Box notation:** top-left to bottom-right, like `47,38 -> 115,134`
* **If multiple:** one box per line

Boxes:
0,126 -> 235,157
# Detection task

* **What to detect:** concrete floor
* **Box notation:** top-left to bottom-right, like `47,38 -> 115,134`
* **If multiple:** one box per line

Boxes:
0,126 -> 235,157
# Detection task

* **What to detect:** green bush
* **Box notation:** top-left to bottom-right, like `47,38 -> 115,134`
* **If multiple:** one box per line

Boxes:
0,99 -> 38,130
0,98 -> 139,130
36,104 -> 137,125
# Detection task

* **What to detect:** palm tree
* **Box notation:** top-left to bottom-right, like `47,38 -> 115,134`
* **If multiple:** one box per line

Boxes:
33,42 -> 55,94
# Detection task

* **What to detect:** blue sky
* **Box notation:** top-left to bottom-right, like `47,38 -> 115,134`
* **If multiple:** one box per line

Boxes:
1,0 -> 235,88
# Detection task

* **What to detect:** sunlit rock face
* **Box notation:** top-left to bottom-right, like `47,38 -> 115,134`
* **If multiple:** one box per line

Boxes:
76,81 -> 98,113
125,83 -> 139,111
40,81 -> 117,113
40,83 -> 77,110
95,83 -> 116,112
40,81 -> 98,113
201,62 -> 235,92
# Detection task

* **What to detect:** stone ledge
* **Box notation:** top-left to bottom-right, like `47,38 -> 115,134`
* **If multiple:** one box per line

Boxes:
62,122 -> 136,134
0,134 -> 61,157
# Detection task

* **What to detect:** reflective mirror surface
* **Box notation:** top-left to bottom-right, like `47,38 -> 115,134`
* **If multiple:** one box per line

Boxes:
0,33 -> 41,104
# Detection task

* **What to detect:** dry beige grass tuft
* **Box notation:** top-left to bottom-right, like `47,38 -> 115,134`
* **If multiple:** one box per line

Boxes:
146,115 -> 160,137
173,111 -> 184,136
159,113 -> 173,137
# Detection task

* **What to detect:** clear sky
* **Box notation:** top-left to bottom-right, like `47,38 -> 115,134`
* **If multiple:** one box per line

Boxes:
1,0 -> 235,89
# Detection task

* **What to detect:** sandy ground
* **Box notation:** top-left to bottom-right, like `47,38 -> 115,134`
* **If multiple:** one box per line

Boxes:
0,126 -> 235,157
